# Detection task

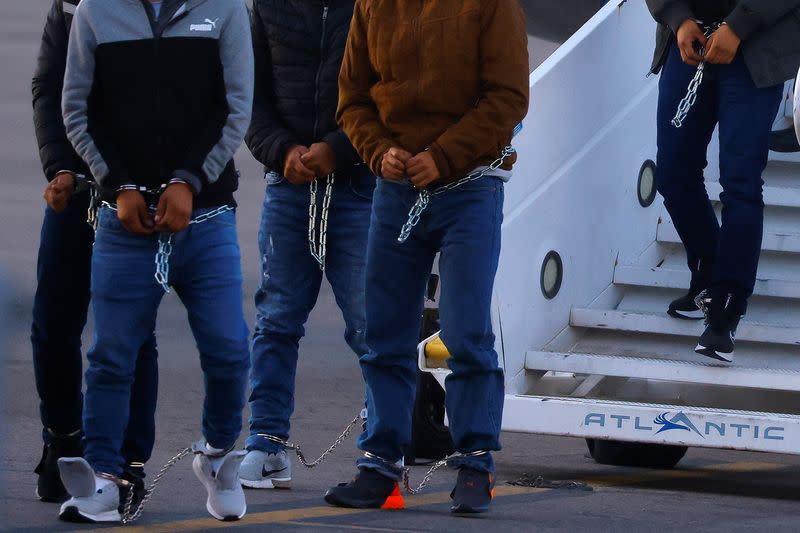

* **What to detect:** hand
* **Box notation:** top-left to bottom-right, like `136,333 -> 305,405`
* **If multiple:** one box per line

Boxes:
117,190 -> 155,235
283,145 -> 316,185
704,25 -> 741,65
676,19 -> 707,66
43,171 -> 76,213
300,142 -> 336,177
406,152 -> 441,188
154,182 -> 193,233
381,147 -> 412,181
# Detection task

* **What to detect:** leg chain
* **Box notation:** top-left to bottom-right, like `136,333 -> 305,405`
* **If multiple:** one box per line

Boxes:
121,447 -> 192,524
255,411 -> 362,468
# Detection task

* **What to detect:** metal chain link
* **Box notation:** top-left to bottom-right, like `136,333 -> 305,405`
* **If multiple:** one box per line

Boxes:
401,450 -> 488,494
397,146 -> 516,243
256,412 -> 362,468
153,205 -> 235,292
671,22 -> 722,128
308,174 -> 335,270
121,447 -> 192,524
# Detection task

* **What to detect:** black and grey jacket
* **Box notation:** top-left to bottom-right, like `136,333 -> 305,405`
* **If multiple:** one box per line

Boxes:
62,0 -> 254,207
32,0 -> 87,182
646,0 -> 800,88
246,0 -> 361,176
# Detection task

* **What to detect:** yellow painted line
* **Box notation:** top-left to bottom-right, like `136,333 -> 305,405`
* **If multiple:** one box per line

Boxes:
78,486 -> 543,533
282,520 -> 421,532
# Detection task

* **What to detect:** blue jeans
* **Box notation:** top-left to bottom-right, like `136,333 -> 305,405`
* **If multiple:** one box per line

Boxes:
656,43 -> 783,307
357,177 -> 505,480
246,170 -> 374,453
84,206 -> 250,476
31,193 -> 158,465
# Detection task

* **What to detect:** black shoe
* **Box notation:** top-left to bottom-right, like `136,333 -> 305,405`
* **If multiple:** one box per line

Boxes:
450,467 -> 494,514
35,430 -> 84,503
668,261 -> 711,320
324,468 -> 403,509
769,127 -> 800,153
695,292 -> 743,364
118,465 -> 146,515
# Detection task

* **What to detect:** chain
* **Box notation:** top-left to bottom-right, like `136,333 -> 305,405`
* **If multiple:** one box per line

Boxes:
257,412 -> 362,468
153,205 -> 235,292
308,174 -> 335,270
402,459 -> 449,495
121,447 -> 192,524
397,146 -> 516,243
671,22 -> 721,128
87,186 -> 100,231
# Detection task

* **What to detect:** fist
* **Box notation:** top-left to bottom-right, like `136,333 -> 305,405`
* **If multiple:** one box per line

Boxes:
300,142 -> 336,178
283,145 -> 316,185
154,182 -> 193,233
406,152 -> 441,188
704,24 -> 741,65
43,171 -> 76,213
117,190 -> 155,235
381,147 -> 412,181
676,19 -> 707,66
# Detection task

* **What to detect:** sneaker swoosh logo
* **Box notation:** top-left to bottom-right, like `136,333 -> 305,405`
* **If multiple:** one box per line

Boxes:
262,466 -> 287,477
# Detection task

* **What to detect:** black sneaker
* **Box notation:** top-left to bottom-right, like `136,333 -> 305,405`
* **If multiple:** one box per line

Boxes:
668,262 -> 711,320
324,468 -> 404,509
450,467 -> 495,514
695,292 -> 743,364
35,430 -> 84,503
118,465 -> 146,515
769,127 -> 800,153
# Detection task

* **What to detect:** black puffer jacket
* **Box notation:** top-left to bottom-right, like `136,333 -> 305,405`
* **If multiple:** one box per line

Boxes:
32,0 -> 88,181
246,0 -> 361,174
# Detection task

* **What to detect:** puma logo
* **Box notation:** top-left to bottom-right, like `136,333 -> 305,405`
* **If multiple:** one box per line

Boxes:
190,18 -> 219,32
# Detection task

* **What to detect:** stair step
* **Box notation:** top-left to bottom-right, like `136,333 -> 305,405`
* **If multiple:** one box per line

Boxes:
657,219 -> 800,254
706,182 -> 800,209
525,351 -> 800,392
614,265 -> 800,300
570,308 -> 800,347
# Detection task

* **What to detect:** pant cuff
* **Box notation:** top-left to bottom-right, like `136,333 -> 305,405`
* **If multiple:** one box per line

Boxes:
356,455 -> 404,481
447,452 -> 495,475
245,433 -> 285,454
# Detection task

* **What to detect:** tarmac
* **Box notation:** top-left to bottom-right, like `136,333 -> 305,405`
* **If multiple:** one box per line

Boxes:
2,1 -> 800,532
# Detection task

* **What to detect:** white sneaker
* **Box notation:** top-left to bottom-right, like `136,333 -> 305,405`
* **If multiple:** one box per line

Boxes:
239,449 -> 292,489
192,443 -> 247,521
57,457 -> 121,523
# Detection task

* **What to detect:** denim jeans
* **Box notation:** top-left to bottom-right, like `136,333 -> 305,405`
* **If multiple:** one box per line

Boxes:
357,177 -> 505,480
84,206 -> 250,476
656,43 -> 783,307
246,170 -> 374,453
31,193 -> 159,465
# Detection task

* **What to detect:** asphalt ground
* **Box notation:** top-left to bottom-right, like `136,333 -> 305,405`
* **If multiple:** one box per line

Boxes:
2,1 -> 800,532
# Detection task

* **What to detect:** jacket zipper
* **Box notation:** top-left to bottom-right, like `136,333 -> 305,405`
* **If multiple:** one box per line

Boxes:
151,5 -> 190,180
312,1 -> 330,141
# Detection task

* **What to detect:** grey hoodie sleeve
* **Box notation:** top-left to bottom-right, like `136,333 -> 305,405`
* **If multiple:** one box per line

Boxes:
177,0 -> 254,193
62,1 -> 131,190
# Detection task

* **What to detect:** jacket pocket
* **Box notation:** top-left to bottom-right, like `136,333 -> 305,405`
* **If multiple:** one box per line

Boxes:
350,173 -> 377,201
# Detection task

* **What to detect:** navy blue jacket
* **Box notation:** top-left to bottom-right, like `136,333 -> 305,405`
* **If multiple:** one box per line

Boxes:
246,0 -> 361,174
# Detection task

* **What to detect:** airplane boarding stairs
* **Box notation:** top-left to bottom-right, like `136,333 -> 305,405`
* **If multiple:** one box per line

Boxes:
417,1 -> 800,465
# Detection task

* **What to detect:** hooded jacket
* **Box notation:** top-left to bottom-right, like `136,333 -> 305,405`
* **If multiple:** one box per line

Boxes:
32,0 -> 88,182
337,0 -> 530,184
62,0 -> 254,207
647,0 -> 800,88
246,0 -> 362,175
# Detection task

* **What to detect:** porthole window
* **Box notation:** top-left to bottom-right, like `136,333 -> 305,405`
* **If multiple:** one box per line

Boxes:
540,251 -> 563,300
638,160 -> 657,208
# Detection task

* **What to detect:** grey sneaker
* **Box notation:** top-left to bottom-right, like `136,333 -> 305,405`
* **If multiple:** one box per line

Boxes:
192,446 -> 247,521
239,449 -> 292,489
57,457 -> 121,523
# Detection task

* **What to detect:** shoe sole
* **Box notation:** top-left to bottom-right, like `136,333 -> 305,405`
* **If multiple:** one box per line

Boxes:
36,486 -> 68,504
205,500 -> 245,522
240,477 -> 291,489
695,344 -> 734,364
323,489 -> 404,510
667,308 -> 704,320
451,503 -> 490,514
59,505 -> 121,523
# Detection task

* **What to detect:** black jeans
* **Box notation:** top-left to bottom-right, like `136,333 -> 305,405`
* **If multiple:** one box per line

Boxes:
31,192 -> 159,465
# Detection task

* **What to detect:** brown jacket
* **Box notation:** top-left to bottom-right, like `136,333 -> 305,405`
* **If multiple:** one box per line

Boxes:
337,0 -> 530,183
